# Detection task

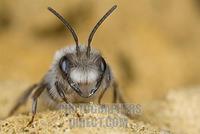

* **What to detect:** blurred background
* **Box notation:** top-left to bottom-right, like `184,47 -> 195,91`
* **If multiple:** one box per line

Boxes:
0,0 -> 200,103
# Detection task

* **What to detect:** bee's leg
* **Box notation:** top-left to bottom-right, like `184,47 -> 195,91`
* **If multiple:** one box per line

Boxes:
98,82 -> 118,104
98,88 -> 107,104
112,81 -> 134,118
27,83 -> 46,126
112,82 -> 125,103
113,83 -> 118,103
8,84 -> 38,117
55,82 -> 80,117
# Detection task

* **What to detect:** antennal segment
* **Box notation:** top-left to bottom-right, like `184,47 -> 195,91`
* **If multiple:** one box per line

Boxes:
87,5 -> 117,57
48,7 -> 80,56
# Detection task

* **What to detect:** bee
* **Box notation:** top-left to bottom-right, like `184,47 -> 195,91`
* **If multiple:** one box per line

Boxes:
8,5 -> 126,126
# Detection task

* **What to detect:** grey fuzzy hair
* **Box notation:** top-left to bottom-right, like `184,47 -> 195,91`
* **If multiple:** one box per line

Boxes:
42,44 -> 113,106
53,45 -> 100,62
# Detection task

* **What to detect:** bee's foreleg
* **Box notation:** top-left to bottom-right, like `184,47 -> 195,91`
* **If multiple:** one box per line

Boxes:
8,84 -> 38,117
27,82 -> 46,126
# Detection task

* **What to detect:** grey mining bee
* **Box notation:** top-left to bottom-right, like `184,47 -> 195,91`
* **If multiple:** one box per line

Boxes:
8,5 -> 126,126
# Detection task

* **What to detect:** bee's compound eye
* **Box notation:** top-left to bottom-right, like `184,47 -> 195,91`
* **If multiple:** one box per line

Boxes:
100,57 -> 106,72
60,57 -> 70,74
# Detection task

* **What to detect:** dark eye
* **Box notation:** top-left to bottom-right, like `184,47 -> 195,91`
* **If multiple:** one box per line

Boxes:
60,57 -> 71,74
99,57 -> 106,72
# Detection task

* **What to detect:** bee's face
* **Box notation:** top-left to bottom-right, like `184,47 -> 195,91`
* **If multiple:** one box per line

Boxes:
58,46 -> 107,98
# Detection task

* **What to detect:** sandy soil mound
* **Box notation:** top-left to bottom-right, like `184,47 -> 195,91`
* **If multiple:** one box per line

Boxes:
0,81 -> 161,134
0,110 -> 160,134
1,81 -> 200,134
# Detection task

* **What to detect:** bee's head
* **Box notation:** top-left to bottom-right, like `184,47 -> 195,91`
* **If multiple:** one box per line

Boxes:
56,46 -> 106,98
48,5 -> 116,98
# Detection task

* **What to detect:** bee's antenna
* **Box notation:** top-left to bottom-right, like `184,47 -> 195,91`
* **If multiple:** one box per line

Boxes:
48,7 -> 80,56
86,5 -> 117,57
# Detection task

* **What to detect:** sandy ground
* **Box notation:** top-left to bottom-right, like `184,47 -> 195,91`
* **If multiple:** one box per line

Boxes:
0,109 -> 160,134
0,81 -> 161,134
0,81 -> 200,134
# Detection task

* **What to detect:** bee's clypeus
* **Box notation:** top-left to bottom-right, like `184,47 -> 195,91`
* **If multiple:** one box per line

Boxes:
8,5 -> 126,126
